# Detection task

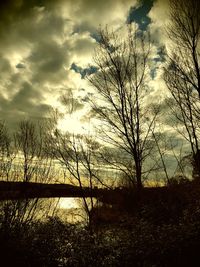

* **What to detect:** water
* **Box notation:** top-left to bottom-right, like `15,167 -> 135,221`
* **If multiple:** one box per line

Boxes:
57,197 -> 98,224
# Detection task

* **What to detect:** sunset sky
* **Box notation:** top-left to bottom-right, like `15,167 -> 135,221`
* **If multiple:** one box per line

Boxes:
0,0 -> 170,133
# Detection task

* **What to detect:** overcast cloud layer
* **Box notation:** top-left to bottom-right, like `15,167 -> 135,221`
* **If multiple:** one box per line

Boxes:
0,0 -> 170,131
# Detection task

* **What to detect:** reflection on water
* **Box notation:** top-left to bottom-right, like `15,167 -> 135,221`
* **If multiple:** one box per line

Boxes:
59,198 -> 80,209
57,197 -> 97,224
58,198 -> 84,224
0,197 -> 97,225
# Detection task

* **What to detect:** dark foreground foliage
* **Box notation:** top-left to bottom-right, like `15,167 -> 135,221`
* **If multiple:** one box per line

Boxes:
1,181 -> 200,266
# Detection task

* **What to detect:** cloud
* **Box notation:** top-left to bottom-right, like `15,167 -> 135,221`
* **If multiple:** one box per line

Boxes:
0,56 -> 12,73
59,0 -> 136,31
0,0 -> 164,132
148,0 -> 170,45
16,63 -> 26,69
69,32 -> 97,67
0,0 -> 191,178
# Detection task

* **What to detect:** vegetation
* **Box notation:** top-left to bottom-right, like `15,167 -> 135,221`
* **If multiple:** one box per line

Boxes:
0,0 -> 200,266
1,180 -> 200,266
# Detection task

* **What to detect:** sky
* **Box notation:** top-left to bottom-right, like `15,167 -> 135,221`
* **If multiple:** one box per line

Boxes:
0,0 -> 172,133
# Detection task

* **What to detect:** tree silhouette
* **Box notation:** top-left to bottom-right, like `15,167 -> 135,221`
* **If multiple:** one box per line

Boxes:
88,26 -> 159,189
164,0 -> 200,178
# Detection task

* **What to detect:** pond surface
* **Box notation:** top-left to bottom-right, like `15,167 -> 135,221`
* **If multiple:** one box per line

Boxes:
57,197 -> 98,224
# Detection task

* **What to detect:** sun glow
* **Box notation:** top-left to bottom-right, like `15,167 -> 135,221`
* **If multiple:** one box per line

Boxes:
59,198 -> 79,209
57,110 -> 94,135
57,115 -> 86,134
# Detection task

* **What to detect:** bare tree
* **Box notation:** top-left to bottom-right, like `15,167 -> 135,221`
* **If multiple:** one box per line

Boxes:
46,128 -> 101,227
0,121 -> 15,181
0,120 -> 58,227
87,26 -> 159,190
14,120 -> 41,182
164,0 -> 200,178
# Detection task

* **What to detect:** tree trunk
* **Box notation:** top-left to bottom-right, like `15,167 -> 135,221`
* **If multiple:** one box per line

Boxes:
192,149 -> 200,180
135,161 -> 143,190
